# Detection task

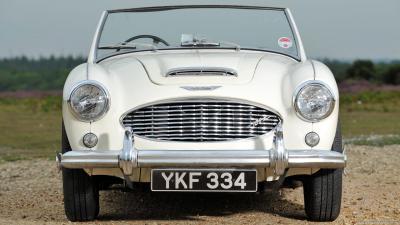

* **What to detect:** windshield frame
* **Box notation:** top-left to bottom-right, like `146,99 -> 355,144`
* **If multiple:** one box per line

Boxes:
88,5 -> 307,64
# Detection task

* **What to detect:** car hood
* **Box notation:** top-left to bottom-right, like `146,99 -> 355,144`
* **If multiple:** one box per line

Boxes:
130,50 -> 264,85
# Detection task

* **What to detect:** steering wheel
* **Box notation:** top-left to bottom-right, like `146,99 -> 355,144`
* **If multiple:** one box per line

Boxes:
123,34 -> 170,46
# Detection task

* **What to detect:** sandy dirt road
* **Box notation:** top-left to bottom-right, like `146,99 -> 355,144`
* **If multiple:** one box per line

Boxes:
0,145 -> 399,225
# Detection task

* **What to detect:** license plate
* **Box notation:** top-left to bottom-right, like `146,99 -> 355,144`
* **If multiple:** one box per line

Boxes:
151,169 -> 257,192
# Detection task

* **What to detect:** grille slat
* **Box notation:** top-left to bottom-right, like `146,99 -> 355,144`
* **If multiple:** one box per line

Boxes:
134,109 -> 268,114
145,104 -> 257,109
124,119 -> 279,124
145,133 -> 265,138
131,125 -> 277,130
132,128 -> 274,134
143,105 -> 257,110
129,116 -> 271,121
122,101 -> 280,142
129,112 -> 272,118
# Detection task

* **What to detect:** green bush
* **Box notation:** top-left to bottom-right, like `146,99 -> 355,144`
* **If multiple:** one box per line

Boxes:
346,60 -> 375,80
383,64 -> 400,85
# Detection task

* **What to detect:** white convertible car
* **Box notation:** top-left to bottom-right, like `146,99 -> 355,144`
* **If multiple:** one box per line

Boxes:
57,5 -> 346,222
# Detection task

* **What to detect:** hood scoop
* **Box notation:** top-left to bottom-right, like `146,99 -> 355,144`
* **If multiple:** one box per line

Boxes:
166,67 -> 237,77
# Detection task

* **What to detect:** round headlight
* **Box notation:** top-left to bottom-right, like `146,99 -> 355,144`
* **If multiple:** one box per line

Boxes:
294,82 -> 335,122
69,82 -> 109,122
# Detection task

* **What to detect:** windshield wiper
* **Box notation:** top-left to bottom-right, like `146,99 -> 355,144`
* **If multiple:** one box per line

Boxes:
182,40 -> 241,51
98,42 -> 157,51
181,35 -> 240,51
181,40 -> 219,47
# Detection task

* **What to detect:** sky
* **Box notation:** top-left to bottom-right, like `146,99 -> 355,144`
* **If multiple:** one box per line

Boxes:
0,0 -> 399,60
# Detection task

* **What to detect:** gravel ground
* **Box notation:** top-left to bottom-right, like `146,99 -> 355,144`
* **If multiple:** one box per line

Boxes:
0,145 -> 399,225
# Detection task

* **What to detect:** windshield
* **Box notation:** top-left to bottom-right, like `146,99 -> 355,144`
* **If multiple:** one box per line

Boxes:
96,6 -> 299,61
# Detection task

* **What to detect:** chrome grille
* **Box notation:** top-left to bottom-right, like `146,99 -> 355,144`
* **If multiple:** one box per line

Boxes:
122,101 -> 281,142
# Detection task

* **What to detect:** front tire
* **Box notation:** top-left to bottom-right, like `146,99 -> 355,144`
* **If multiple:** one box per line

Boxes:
303,121 -> 343,221
62,122 -> 99,222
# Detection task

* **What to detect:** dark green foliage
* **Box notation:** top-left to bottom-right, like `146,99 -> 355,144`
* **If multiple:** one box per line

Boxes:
383,64 -> 400,85
346,60 -> 375,80
321,59 -> 400,84
0,56 -> 85,91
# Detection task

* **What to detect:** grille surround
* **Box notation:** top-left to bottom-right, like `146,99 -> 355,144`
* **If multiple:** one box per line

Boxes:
121,100 -> 281,142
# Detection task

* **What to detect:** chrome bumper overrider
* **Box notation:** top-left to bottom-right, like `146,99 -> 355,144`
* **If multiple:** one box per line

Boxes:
56,124 -> 346,176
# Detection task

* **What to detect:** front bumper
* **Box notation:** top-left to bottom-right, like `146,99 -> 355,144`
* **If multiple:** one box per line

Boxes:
57,124 -> 346,176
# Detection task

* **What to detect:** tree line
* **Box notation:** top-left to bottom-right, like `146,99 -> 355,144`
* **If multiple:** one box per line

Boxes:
0,56 -> 85,91
324,59 -> 400,84
0,56 -> 399,91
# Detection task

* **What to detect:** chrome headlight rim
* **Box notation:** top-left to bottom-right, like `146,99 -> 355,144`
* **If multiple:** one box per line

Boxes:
68,80 -> 110,122
293,81 -> 336,122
